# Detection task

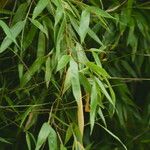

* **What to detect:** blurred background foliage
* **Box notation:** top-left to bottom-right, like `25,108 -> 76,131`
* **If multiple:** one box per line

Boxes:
0,0 -> 150,150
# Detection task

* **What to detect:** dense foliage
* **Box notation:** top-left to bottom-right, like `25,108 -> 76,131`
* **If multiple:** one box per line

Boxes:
0,0 -> 150,149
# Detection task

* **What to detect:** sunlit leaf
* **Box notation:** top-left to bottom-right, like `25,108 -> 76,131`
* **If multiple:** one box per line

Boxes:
70,58 -> 81,102
79,10 -> 90,43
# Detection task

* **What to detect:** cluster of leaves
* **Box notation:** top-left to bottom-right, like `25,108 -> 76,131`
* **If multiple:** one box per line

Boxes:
0,0 -> 150,149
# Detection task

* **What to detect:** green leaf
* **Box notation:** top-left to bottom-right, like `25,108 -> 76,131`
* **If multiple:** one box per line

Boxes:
0,137 -> 11,144
76,43 -> 89,66
88,28 -> 103,45
65,125 -> 73,144
0,20 -> 17,45
45,57 -> 51,88
23,25 -> 37,50
20,107 -> 33,128
21,57 -> 45,87
55,7 -> 63,26
92,52 -> 102,67
121,61 -> 137,77
87,6 -> 115,19
62,67 -> 71,95
60,144 -> 67,150
48,126 -> 57,150
0,21 -> 25,53
97,123 -> 127,150
79,10 -> 90,43
30,19 -> 48,38
90,81 -> 98,133
12,2 -> 28,24
37,31 -> 45,58
86,62 -> 110,78
26,132 -> 31,150
56,55 -> 70,72
95,77 -> 115,108
32,0 -> 49,20
79,73 -> 91,94
18,63 -> 24,81
70,58 -> 81,102
35,122 -> 57,150
98,108 -> 107,127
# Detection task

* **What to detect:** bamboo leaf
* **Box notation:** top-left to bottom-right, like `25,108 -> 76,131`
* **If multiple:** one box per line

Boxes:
90,81 -> 98,133
21,57 -> 45,87
70,58 -> 81,102
30,19 -> 48,38
32,0 -> 49,20
0,137 -> 11,145
0,21 -> 25,53
56,55 -> 70,72
97,123 -> 127,150
62,67 -> 71,95
86,62 -> 110,77
55,7 -> 63,26
88,28 -> 103,45
95,77 -> 115,107
45,57 -> 51,88
26,132 -> 32,150
65,125 -> 72,144
37,31 -> 45,58
35,122 -> 52,150
0,20 -> 17,44
60,144 -> 67,150
79,10 -> 90,43
48,126 -> 57,150
87,6 -> 115,19
12,2 -> 28,24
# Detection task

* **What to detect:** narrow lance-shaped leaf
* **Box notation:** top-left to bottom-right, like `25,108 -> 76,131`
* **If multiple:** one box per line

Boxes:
86,62 -> 110,77
12,2 -> 28,24
54,7 -> 63,26
48,126 -> 58,150
30,19 -> 48,38
56,55 -> 70,72
88,28 -> 104,46
35,122 -> 53,150
65,125 -> 73,144
26,132 -> 32,150
87,6 -> 115,19
90,81 -> 98,133
0,137 -> 11,145
0,21 -> 25,53
97,123 -> 127,150
62,67 -> 71,95
79,9 -> 90,43
95,77 -> 115,108
70,58 -> 81,102
20,57 -> 46,87
45,57 -> 51,88
32,0 -> 49,20
0,20 -> 17,45
70,58 -> 84,136
37,31 -> 45,58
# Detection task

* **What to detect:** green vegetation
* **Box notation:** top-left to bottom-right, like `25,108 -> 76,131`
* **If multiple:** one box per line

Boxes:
0,0 -> 150,149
